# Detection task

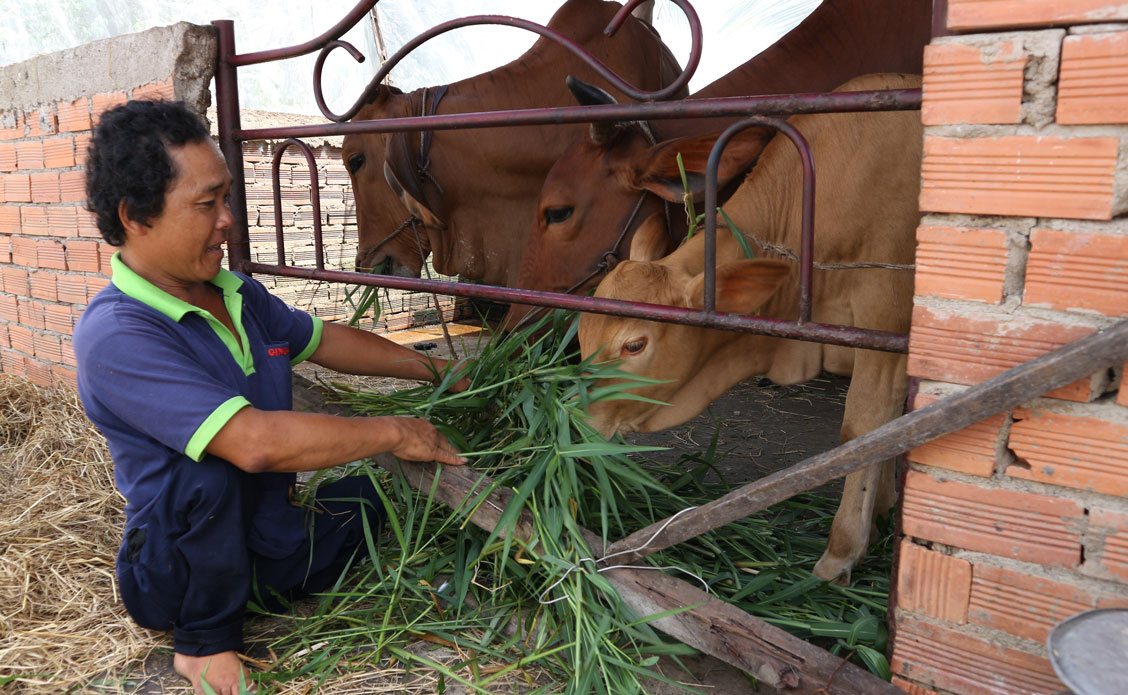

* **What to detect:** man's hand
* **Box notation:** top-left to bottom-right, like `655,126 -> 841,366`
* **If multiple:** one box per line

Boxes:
389,417 -> 467,466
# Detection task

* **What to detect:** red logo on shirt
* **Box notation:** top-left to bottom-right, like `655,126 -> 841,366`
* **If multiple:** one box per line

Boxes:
267,346 -> 290,357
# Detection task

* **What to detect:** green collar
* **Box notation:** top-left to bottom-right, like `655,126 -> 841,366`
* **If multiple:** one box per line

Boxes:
110,252 -> 256,375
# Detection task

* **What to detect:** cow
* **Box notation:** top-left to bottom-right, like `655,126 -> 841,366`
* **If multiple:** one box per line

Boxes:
502,0 -> 931,327
341,0 -> 685,286
576,73 -> 923,585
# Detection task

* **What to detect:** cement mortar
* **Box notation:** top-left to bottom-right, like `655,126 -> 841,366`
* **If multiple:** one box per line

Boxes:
0,22 -> 216,116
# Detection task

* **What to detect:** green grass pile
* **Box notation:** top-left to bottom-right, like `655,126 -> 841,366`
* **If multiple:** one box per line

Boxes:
258,311 -> 893,693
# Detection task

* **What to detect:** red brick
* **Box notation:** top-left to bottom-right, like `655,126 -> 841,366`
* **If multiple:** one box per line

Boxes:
968,562 -> 1125,643
901,470 -> 1084,567
2,267 -> 29,295
0,143 -> 17,172
920,136 -> 1119,220
20,206 -> 48,236
85,276 -> 109,301
0,206 -> 18,233
91,91 -> 128,121
1025,227 -> 1128,316
44,303 -> 75,334
59,171 -> 85,203
56,97 -> 91,133
26,109 -> 57,138
11,236 -> 37,266
8,325 -> 32,354
65,240 -> 101,272
0,295 -> 17,322
47,207 -> 78,237
36,239 -> 66,270
1087,507 -> 1128,582
29,271 -> 58,302
59,340 -> 76,368
908,305 -> 1102,402
132,79 -> 175,102
76,209 -> 100,239
25,357 -> 51,387
891,677 -> 939,695
923,40 -> 1026,122
1120,366 -> 1128,407
56,275 -> 86,304
896,541 -> 972,623
30,172 -> 60,203
908,393 -> 1004,477
34,332 -> 62,362
0,235 -> 9,264
0,112 -> 22,141
98,243 -> 116,274
16,141 -> 44,170
17,298 -> 45,330
74,133 -> 92,166
892,616 -> 1065,695
1059,32 -> 1128,125
1007,407 -> 1128,496
50,363 -> 77,387
948,0 -> 1128,31
914,225 -> 1007,304
0,350 -> 28,377
2,174 -> 31,203
42,137 -> 76,169
0,325 -> 7,349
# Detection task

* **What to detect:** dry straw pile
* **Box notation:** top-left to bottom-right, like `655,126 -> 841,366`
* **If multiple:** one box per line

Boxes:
0,374 -> 155,693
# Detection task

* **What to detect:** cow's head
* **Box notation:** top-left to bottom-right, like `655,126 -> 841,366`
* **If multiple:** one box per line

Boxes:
342,87 -> 437,278
578,225 -> 790,438
502,81 -> 773,331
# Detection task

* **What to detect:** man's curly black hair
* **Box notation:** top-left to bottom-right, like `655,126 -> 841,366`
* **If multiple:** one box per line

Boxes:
85,100 -> 211,246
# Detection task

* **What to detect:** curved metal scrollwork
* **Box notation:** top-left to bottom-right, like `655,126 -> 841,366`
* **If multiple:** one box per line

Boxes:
228,0 -> 703,122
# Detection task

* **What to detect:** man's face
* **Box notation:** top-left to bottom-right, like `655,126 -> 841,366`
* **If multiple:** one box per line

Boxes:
132,140 -> 234,289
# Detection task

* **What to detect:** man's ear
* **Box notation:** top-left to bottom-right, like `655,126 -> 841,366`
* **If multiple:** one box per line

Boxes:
118,200 -> 149,238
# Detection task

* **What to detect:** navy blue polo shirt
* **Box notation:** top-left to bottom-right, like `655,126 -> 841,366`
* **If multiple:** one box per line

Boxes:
74,253 -> 324,552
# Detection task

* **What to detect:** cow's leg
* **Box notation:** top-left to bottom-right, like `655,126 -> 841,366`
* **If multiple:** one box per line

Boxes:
812,350 -> 907,585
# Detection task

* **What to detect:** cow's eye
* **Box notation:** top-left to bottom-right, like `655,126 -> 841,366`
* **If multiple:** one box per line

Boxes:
544,206 -> 574,225
347,153 -> 366,174
621,337 -> 647,356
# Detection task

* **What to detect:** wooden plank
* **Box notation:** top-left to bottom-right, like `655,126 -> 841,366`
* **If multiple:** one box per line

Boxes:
604,318 -> 1128,563
367,456 -> 899,694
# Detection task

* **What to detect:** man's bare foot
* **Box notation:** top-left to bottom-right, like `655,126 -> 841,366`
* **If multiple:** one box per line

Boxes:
173,650 -> 254,694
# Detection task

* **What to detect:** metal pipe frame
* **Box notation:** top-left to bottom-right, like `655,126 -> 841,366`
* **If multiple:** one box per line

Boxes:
214,3 -> 922,358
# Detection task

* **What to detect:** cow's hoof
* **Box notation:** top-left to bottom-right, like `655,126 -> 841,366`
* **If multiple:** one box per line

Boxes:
812,554 -> 853,586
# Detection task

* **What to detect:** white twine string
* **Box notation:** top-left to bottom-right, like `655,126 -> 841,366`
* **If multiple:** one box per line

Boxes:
537,506 -> 711,605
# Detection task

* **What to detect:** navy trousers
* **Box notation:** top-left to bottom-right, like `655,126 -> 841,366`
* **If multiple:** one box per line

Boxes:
116,457 -> 384,656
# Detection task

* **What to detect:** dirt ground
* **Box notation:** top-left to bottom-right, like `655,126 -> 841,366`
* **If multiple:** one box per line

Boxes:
112,320 -> 851,695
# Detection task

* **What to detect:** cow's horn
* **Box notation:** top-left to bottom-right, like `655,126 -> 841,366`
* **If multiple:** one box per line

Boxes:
566,75 -> 622,144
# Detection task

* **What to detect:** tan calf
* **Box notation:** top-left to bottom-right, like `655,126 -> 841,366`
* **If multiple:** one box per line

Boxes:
578,74 -> 922,584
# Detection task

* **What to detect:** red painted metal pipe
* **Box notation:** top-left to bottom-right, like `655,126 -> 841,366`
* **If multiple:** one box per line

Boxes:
271,139 -> 324,270
243,262 -> 909,353
236,89 -> 922,142
213,20 -> 253,274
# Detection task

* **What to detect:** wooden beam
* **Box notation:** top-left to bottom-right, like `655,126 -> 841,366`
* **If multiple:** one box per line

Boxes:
369,456 -> 900,694
603,318 -> 1128,563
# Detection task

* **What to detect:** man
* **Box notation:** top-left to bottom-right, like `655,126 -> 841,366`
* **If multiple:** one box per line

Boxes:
74,100 -> 468,695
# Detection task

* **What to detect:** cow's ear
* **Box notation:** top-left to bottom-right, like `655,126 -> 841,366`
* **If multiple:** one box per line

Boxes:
685,259 -> 790,314
628,213 -> 673,262
383,136 -> 445,230
630,128 -> 773,204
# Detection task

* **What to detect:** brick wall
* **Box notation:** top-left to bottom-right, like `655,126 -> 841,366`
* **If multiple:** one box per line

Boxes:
0,23 -> 214,388
893,6 -> 1128,694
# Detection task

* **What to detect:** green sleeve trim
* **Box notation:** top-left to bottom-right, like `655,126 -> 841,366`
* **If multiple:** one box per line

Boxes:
185,396 -> 251,462
291,316 -> 324,366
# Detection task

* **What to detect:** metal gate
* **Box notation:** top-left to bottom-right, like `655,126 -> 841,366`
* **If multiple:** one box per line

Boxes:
209,0 -> 1128,691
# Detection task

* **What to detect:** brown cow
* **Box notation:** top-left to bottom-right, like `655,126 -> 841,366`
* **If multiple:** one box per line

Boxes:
577,74 -> 922,584
503,0 -> 930,327
341,0 -> 684,286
